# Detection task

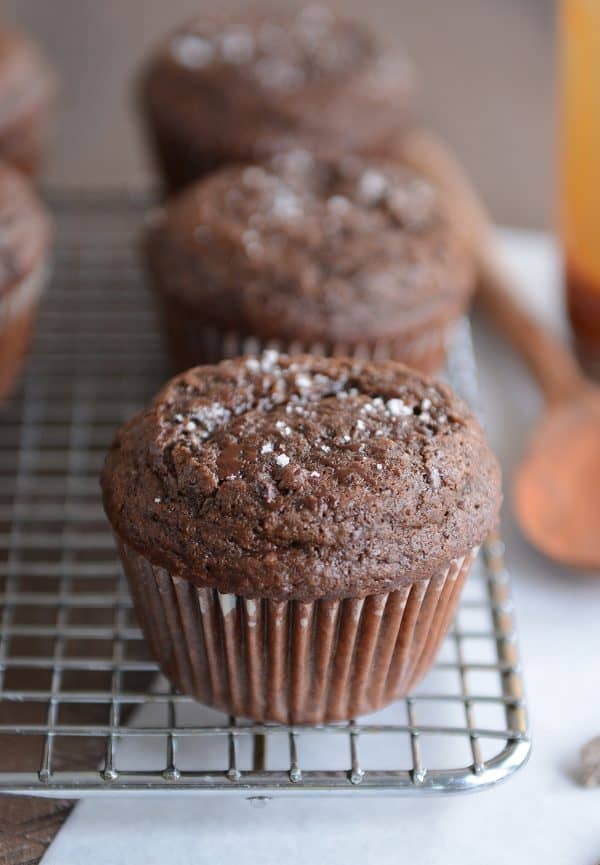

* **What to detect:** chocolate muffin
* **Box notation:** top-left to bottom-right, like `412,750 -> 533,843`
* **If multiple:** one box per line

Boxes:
102,353 -> 501,723
0,162 -> 52,400
139,6 -> 414,192
0,27 -> 57,178
144,150 -> 474,375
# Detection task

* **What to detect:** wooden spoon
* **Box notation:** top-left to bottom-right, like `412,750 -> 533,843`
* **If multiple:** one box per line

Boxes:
392,130 -> 600,569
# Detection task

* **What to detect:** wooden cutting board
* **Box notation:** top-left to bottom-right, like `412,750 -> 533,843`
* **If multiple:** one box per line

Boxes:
0,662 -> 153,862
0,795 -> 72,865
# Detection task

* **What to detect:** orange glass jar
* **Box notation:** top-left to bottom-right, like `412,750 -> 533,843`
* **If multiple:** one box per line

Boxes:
560,0 -> 600,375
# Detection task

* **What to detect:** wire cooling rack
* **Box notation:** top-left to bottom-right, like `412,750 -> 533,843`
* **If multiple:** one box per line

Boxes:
0,191 -> 530,799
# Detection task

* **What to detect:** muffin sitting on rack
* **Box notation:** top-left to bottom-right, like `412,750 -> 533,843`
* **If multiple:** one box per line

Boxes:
0,26 -> 56,179
143,150 -> 474,374
102,353 -> 501,724
0,162 -> 51,400
138,5 -> 414,192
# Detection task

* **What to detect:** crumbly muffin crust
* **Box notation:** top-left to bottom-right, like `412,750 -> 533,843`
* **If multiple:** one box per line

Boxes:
102,353 -> 501,600
145,151 -> 474,345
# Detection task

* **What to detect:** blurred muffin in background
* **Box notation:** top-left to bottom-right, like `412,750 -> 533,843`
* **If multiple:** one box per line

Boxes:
0,162 -> 52,400
0,26 -> 57,179
143,150 -> 474,374
139,5 -> 414,193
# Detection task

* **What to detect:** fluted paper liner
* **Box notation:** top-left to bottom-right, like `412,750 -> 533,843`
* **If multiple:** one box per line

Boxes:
159,296 -> 450,376
118,540 -> 476,723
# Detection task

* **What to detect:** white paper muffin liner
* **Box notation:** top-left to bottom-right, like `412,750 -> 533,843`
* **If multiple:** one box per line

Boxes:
117,539 -> 477,723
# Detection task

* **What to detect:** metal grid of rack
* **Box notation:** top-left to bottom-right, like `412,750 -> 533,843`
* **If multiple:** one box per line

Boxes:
0,192 -> 530,798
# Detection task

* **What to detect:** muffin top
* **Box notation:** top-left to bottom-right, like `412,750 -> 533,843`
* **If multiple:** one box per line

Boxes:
0,27 -> 56,131
141,6 -> 413,160
0,162 -> 51,296
145,150 -> 474,345
102,354 -> 501,601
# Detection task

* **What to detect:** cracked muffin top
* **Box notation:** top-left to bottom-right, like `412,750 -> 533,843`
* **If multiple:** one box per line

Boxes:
140,5 -> 414,164
144,150 -> 474,345
102,353 -> 501,600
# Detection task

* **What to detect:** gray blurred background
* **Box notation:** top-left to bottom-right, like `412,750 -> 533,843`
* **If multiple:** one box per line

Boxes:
4,0 -> 555,227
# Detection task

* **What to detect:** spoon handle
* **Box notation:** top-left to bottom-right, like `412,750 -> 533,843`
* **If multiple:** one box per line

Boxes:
392,129 -> 586,404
